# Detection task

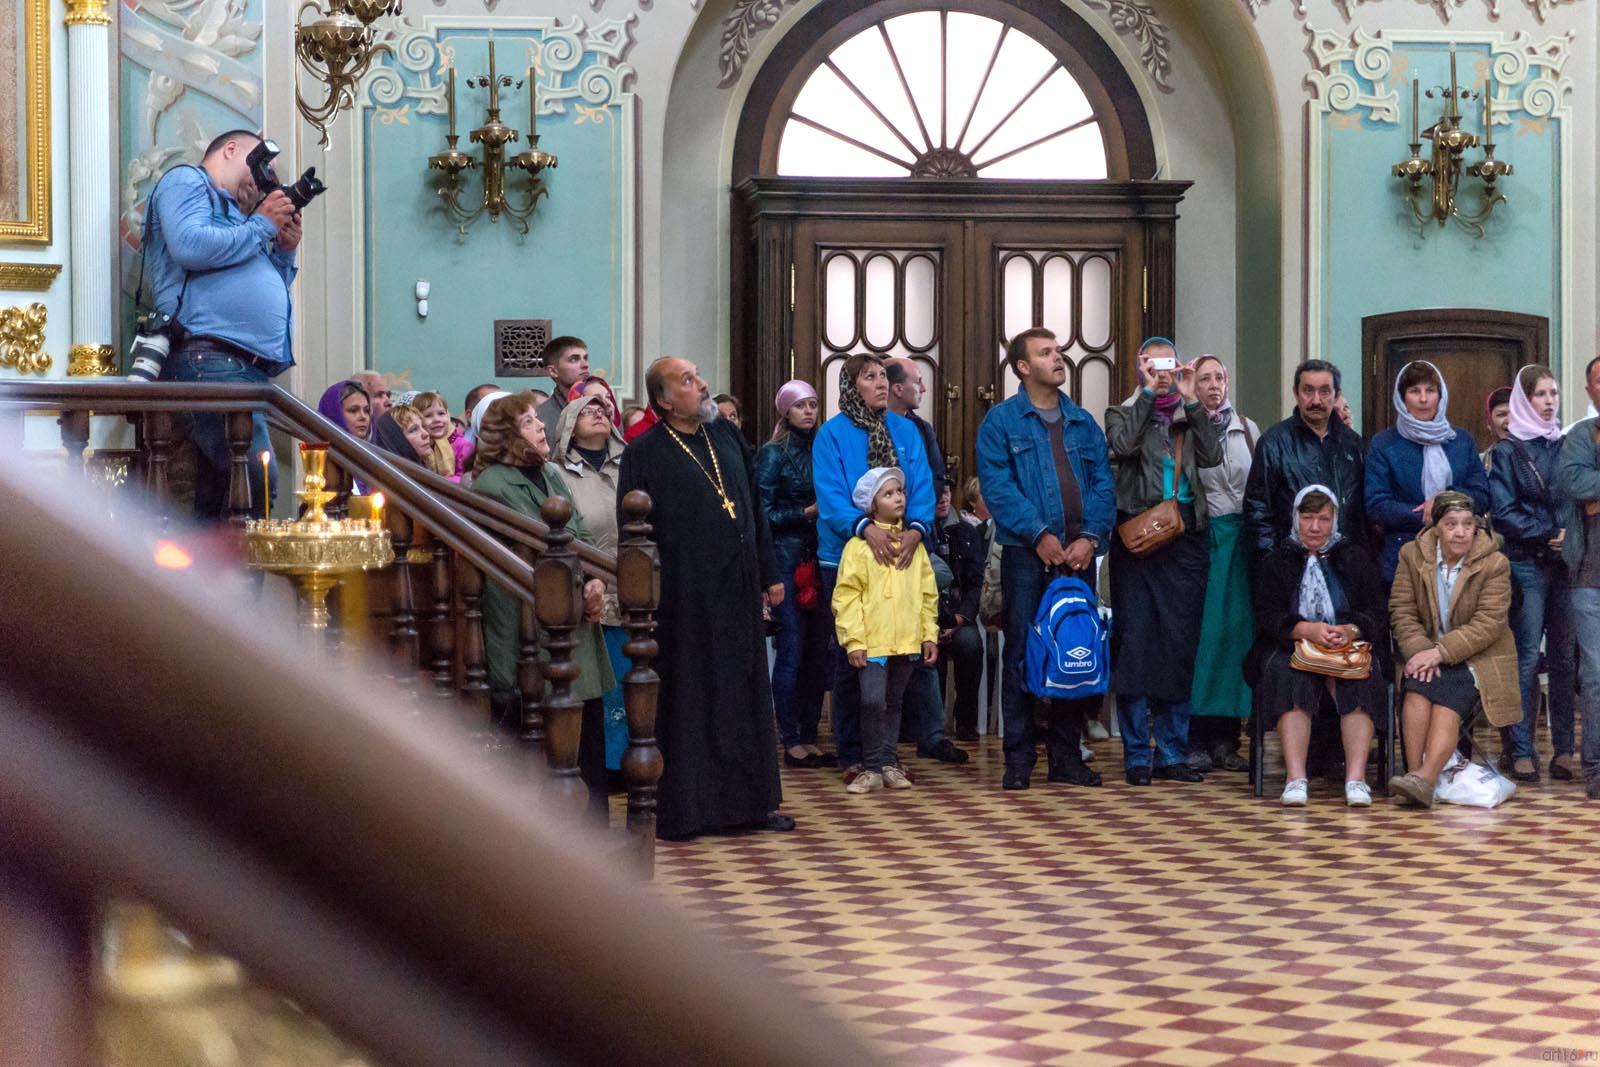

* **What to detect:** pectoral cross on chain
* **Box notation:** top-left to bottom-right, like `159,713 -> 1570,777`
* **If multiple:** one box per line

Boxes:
721,495 -> 737,520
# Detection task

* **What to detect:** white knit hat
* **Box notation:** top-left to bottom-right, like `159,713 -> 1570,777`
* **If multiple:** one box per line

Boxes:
852,466 -> 905,513
470,390 -> 512,437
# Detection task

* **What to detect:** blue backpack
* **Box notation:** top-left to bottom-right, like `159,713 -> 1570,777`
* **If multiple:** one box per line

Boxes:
1024,576 -> 1111,699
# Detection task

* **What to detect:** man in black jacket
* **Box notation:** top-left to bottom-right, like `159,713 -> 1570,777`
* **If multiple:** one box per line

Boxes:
944,477 -> 992,741
1243,360 -> 1368,556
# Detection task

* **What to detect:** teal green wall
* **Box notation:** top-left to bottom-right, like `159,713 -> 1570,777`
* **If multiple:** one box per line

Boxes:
1317,41 -> 1562,425
363,27 -> 636,408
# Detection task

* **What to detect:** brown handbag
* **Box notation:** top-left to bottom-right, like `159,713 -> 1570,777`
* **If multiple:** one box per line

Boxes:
1290,638 -> 1373,680
1117,425 -> 1186,557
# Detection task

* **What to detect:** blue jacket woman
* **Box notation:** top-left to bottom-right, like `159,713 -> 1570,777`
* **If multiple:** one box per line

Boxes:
755,380 -> 834,767
1365,361 -> 1489,582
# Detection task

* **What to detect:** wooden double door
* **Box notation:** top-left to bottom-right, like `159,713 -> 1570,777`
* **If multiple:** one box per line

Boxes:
735,178 -> 1190,485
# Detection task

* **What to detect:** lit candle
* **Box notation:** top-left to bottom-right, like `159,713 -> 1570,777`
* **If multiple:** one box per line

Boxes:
1449,47 -> 1458,99
447,66 -> 457,138
1411,77 -> 1419,145
528,66 -> 537,139
371,491 -> 385,529
259,450 -> 272,521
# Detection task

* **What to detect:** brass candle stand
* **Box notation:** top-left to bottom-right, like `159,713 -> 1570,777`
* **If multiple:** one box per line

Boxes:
242,445 -> 393,647
428,36 -> 557,236
1392,48 -> 1512,238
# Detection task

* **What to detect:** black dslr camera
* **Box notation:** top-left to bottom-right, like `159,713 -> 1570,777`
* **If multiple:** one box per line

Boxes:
125,308 -> 185,382
246,138 -> 326,211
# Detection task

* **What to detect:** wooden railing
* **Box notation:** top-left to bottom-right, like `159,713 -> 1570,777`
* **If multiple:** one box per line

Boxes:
0,380 -> 663,872
0,460 -> 866,1067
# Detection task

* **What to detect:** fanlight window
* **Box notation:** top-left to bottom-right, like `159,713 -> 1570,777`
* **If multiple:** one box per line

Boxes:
777,10 -> 1108,179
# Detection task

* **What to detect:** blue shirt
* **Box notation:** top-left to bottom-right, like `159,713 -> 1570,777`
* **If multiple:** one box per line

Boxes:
143,165 -> 298,373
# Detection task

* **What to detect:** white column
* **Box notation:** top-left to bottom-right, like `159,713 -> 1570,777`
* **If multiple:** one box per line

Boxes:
64,0 -> 115,377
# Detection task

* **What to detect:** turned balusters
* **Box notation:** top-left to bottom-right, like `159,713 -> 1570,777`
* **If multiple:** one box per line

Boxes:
141,411 -> 174,528
457,562 -> 491,719
617,491 -> 663,861
515,544 -> 545,752
57,411 -> 90,478
428,541 -> 455,698
224,411 -> 254,530
385,508 -> 421,693
533,497 -> 586,814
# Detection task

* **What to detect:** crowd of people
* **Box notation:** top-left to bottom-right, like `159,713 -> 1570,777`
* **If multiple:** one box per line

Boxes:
310,331 -> 1600,840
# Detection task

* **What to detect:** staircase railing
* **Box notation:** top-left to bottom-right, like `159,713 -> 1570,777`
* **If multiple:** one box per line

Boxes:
0,380 -> 662,872
0,461 -> 865,1067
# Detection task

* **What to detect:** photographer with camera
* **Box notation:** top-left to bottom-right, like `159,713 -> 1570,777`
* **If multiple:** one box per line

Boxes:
133,129 -> 323,522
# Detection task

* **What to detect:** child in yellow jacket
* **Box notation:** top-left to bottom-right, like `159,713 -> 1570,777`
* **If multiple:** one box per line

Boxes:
833,467 -> 939,794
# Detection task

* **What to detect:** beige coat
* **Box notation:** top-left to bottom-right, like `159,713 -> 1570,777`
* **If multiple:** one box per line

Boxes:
555,400 -> 626,626
1389,526 -> 1520,727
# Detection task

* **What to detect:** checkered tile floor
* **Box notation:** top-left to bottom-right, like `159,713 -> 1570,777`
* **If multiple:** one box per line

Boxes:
654,728 -> 1600,1066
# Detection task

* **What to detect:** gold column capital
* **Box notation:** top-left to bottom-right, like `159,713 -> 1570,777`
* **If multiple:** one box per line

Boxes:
68,342 -> 116,376
64,0 -> 111,27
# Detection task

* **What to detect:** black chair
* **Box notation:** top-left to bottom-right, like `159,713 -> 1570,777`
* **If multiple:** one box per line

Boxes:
1249,667 -> 1401,798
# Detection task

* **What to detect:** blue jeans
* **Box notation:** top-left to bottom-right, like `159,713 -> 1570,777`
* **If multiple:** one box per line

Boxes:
771,567 -> 831,749
907,663 -> 947,754
1117,696 -> 1190,771
1506,558 -> 1576,759
821,566 -> 861,766
168,341 -> 277,523
1569,588 -> 1600,780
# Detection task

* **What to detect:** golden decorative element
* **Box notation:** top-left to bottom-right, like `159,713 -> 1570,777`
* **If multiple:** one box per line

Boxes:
68,342 -> 117,376
429,41 -> 557,236
295,0 -> 403,148
662,422 -> 736,520
64,0 -> 111,26
1392,49 -> 1512,238
0,262 -> 62,290
98,901 -> 377,1067
243,447 -> 393,639
0,302 -> 50,375
1,0 -> 52,245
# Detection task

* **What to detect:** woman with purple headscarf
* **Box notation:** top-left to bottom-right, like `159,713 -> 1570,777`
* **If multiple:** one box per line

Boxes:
1488,364 -> 1577,782
755,379 -> 836,767
317,379 -> 373,440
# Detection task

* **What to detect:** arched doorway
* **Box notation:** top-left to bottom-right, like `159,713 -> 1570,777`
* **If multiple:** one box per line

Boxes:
730,0 -> 1187,481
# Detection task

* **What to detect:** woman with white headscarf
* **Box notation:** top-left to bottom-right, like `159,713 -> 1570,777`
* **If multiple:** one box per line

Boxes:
1488,364 -> 1577,782
1245,485 -> 1388,807
1365,360 -> 1489,584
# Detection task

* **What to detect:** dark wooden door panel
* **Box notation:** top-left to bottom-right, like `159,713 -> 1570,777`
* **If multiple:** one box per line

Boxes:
1361,309 -> 1547,452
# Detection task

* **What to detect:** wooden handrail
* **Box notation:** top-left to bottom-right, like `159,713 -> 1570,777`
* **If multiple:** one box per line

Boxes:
0,379 -> 614,586
0,462 -> 865,1067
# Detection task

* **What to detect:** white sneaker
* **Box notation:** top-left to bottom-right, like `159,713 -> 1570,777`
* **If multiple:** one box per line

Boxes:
1086,720 -> 1110,741
881,766 -> 913,790
1345,780 -> 1372,807
846,770 -> 884,794
1080,743 -> 1095,762
1280,778 -> 1308,806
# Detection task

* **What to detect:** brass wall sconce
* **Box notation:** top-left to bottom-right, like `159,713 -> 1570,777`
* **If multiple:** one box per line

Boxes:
428,38 -> 558,236
294,0 -> 404,148
1392,49 -> 1512,238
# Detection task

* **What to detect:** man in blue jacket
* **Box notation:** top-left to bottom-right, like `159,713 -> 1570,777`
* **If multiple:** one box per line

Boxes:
814,353 -> 941,781
976,328 -> 1116,790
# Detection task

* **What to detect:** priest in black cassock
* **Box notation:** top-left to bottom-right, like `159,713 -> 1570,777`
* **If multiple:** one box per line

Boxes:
618,357 -> 794,840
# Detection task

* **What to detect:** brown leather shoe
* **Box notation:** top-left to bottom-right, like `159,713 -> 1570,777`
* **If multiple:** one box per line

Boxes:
1388,772 -> 1435,808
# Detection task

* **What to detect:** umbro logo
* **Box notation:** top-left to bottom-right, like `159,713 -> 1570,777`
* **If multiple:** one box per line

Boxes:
1065,646 -> 1093,660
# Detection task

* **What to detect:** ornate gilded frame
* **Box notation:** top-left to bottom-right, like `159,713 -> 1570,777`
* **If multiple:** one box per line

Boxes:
0,0 -> 51,245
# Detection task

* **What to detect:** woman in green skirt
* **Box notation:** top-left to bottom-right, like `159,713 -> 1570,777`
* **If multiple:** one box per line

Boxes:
1188,355 -> 1260,771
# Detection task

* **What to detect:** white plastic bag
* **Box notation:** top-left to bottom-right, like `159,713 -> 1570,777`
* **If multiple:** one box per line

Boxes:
1433,751 -> 1517,808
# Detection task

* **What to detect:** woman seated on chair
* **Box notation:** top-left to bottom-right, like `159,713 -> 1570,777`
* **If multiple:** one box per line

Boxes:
1246,486 -> 1387,807
1387,492 -> 1520,808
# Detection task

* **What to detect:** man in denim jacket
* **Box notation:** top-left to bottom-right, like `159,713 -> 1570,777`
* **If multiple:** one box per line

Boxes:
976,328 -> 1116,790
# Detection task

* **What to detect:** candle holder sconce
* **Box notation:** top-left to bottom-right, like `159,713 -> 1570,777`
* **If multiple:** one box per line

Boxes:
428,37 -> 558,236
1392,49 -> 1512,238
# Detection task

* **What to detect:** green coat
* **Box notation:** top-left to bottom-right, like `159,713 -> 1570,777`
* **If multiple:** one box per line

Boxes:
471,463 -> 615,702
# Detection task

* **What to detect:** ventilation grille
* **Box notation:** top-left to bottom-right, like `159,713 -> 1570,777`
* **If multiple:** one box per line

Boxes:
494,319 -> 553,377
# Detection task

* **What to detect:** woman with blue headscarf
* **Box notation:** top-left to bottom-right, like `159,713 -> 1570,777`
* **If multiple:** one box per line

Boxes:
1365,360 -> 1489,583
